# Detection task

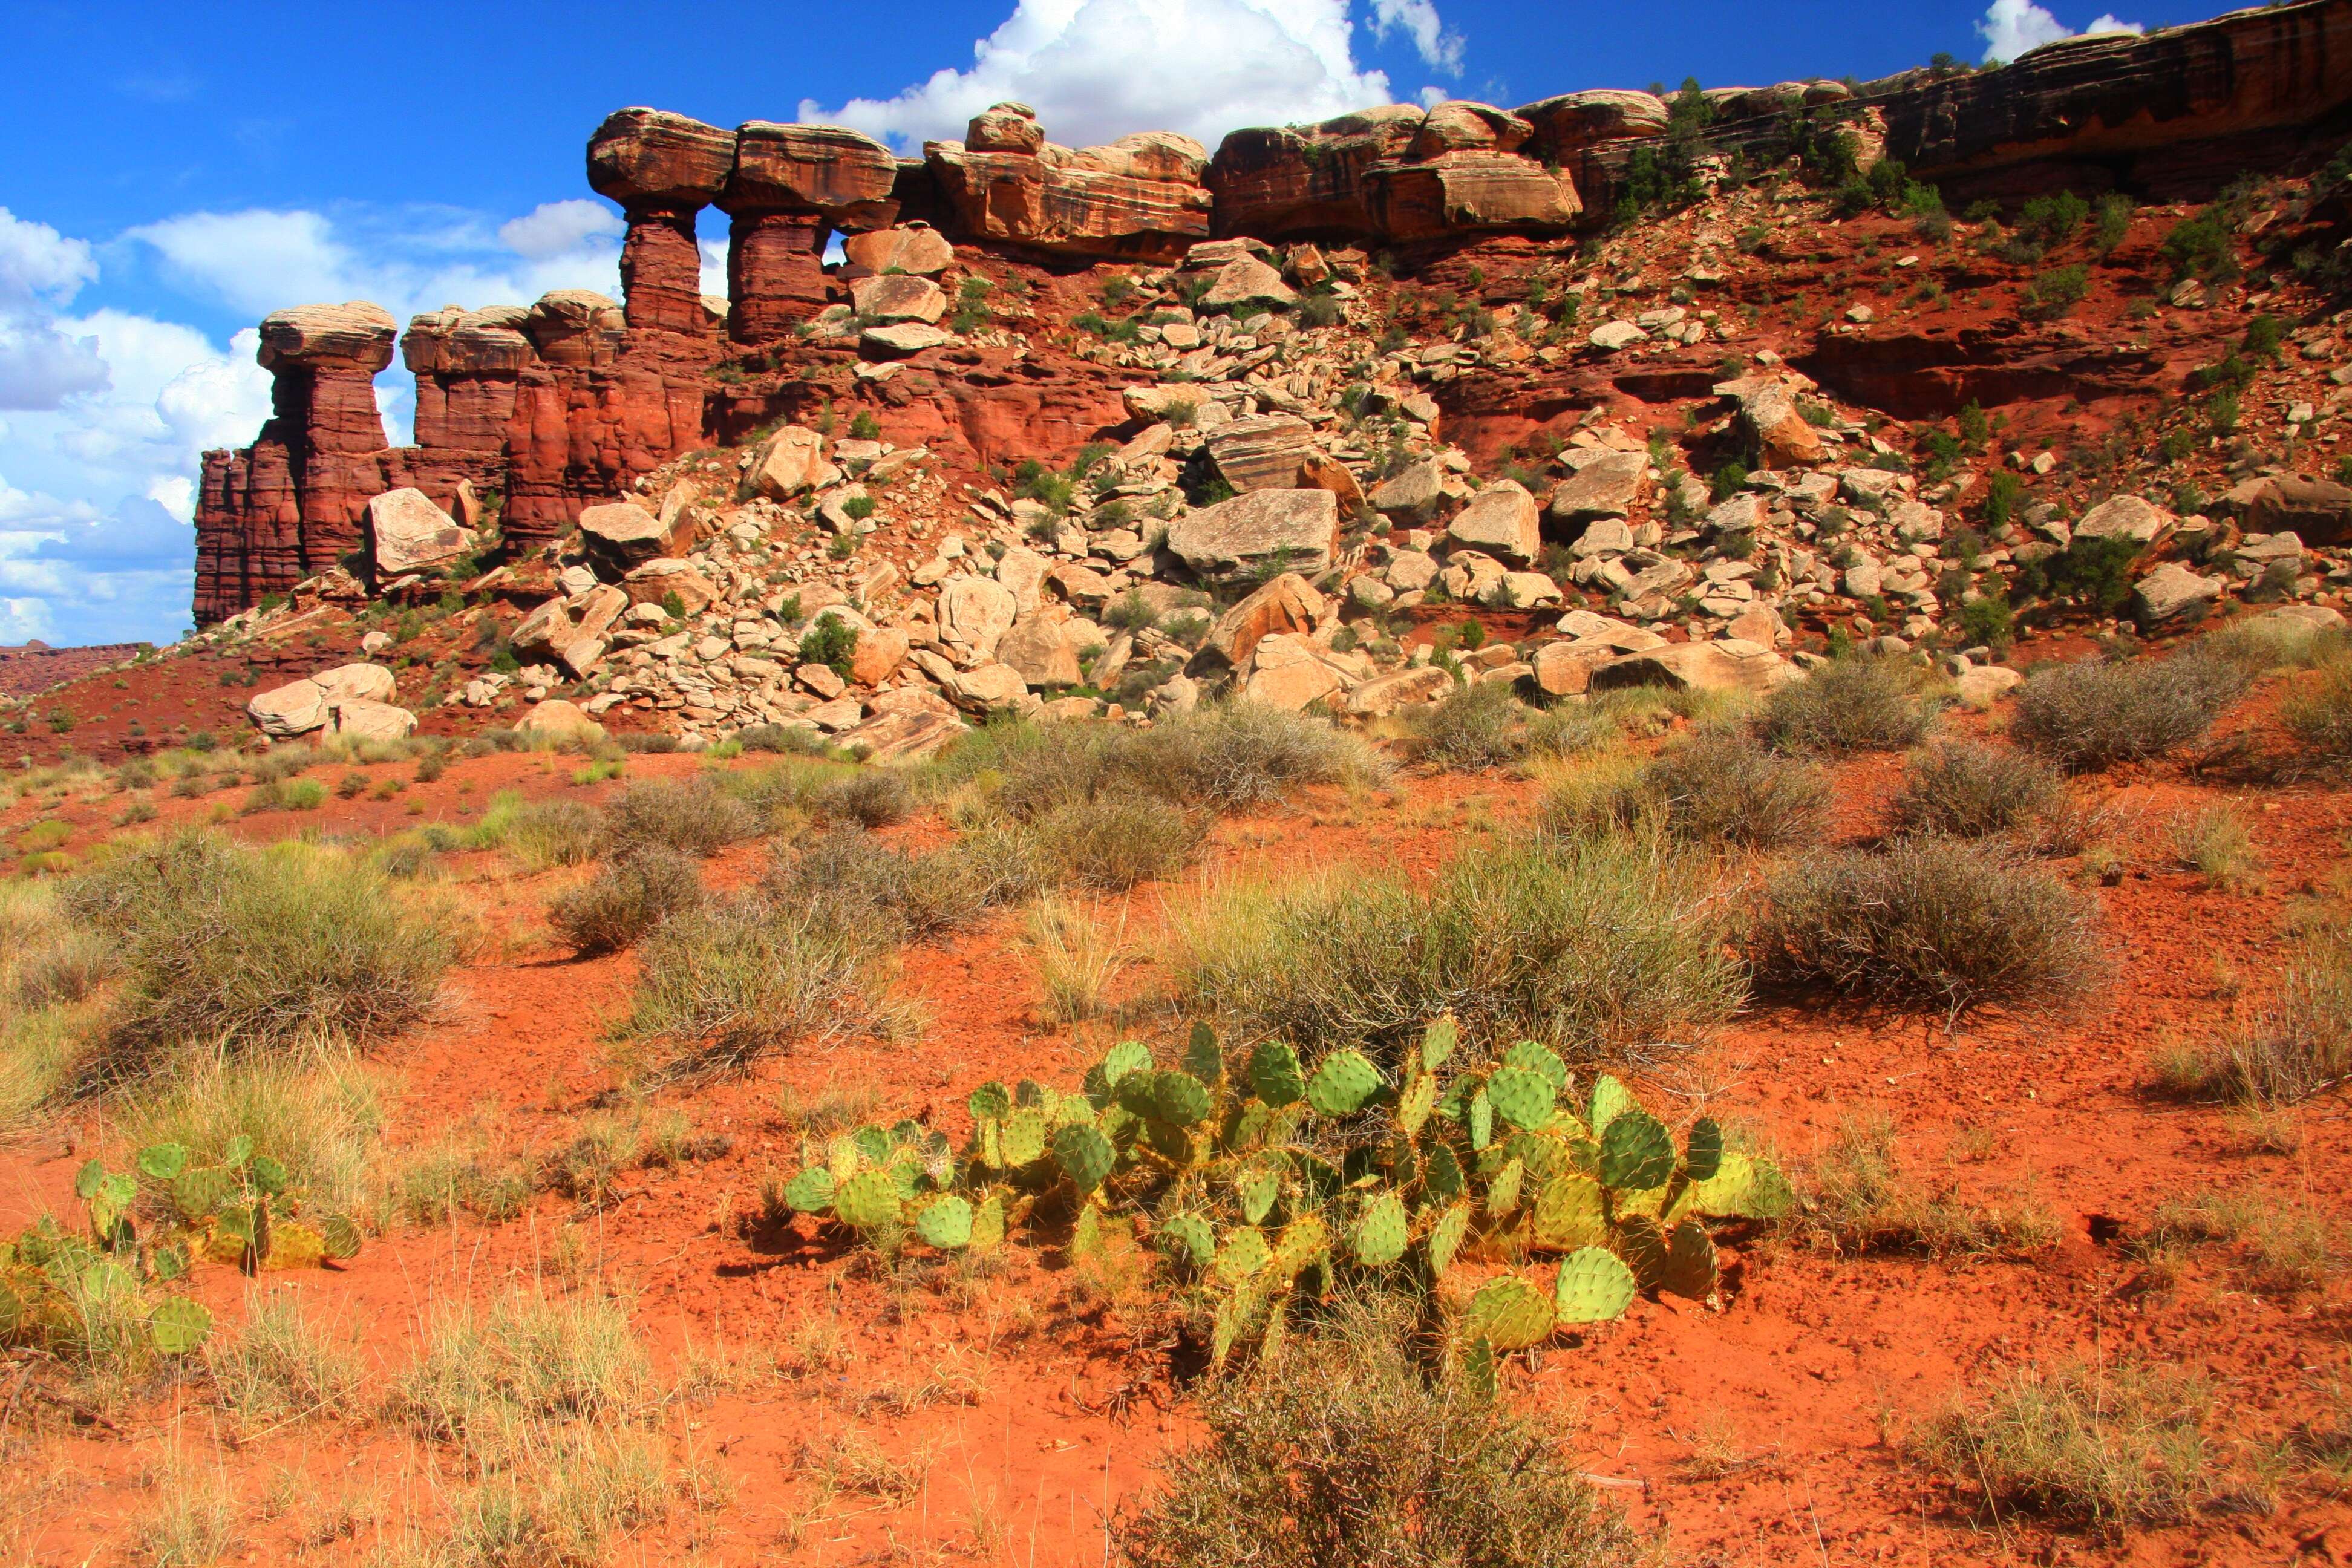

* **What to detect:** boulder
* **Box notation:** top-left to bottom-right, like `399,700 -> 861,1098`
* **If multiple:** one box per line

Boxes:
580,500 -> 694,569
1167,489 -> 1339,584
326,698 -> 417,742
2237,473 -> 2352,547
849,273 -> 947,324
1345,665 -> 1452,717
1589,638 -> 1800,694
1588,321 -> 1647,351
1241,635 -> 1345,710
835,705 -> 967,763
1549,451 -> 1648,523
1446,480 -> 1542,564
312,663 -> 397,704
1370,459 -> 1445,523
1953,665 -> 2025,710
748,426 -> 831,500
1207,414 -> 1316,492
840,224 -> 956,276
1200,255 -> 1299,311
1530,638 -> 1624,697
1720,377 -> 1824,468
944,661 -> 1038,716
2131,563 -> 2223,629
997,614 -> 1086,688
1569,517 -> 1635,559
247,679 -> 328,738
1385,549 -> 1440,592
850,626 -> 910,685
2074,494 -> 2174,545
924,108 -> 1212,261
938,574 -> 1020,658
623,558 -> 719,614
515,699 -> 605,741
1199,572 -> 1325,672
861,321 -> 959,355
365,487 -> 477,575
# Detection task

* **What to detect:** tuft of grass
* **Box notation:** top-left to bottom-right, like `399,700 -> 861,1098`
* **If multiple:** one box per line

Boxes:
472,792 -> 601,871
1908,1359 -> 2211,1532
547,848 -> 704,956
1172,833 -> 1742,1070
2167,804 -> 2262,891
63,831 -> 456,1076
763,828 -> 1032,941
138,1467 -> 243,1568
1028,794 -> 1204,890
1025,895 -> 1127,1023
598,779 -> 760,858
2132,1186 -> 2340,1294
208,1288 -> 366,1429
1803,1112 -> 2059,1258
1132,703 -> 1392,808
1754,655 -> 1939,754
1887,740 -> 2068,842
2159,915 -> 2352,1103
2010,653 -> 2249,771
120,1050 -> 387,1218
1625,732 -> 1829,849
0,879 -> 116,1127
624,892 -> 884,1077
1406,681 -> 1537,769
2281,652 -> 2352,774
1119,1296 -> 1637,1568
397,1289 -> 654,1461
1753,838 -> 2103,1018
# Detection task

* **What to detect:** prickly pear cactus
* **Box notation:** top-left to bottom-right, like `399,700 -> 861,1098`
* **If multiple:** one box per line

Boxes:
1304,1050 -> 1383,1117
1466,1275 -> 1555,1351
1553,1246 -> 1638,1324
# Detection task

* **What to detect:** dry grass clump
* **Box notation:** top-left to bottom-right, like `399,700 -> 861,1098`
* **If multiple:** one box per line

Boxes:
598,778 -> 760,858
2201,612 -> 2350,674
547,848 -> 704,956
1026,895 -> 1128,1023
1136,701 -> 1391,807
764,828 -> 1035,940
1803,1112 -> 2059,1259
208,1288 -> 367,1429
1172,832 -> 1742,1070
62,831 -> 455,1075
1908,1359 -> 2212,1532
624,892 -> 884,1076
1630,731 -> 1830,849
1753,838 -> 2103,1019
2157,914 -> 2352,1103
1028,794 -> 1204,890
120,1050 -> 387,1218
471,791 -> 601,871
397,1289 -> 654,1456
727,758 -> 911,828
1887,741 -> 2069,842
1119,1297 -> 1636,1568
0,878 -> 114,1126
2132,1186 -> 2341,1294
1754,655 -> 1940,755
2280,652 -> 2352,774
2009,652 -> 2249,771
1406,681 -> 1538,770
2167,803 -> 2262,892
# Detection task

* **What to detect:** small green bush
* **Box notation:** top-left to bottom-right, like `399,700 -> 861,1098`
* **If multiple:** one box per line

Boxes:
547,848 -> 704,956
1618,733 -> 1831,850
1755,656 -> 1938,755
1887,741 -> 2067,841
625,893 -> 883,1076
2009,654 -> 2249,771
599,780 -> 760,858
1029,794 -> 1204,891
1408,681 -> 1533,769
1753,838 -> 2103,1018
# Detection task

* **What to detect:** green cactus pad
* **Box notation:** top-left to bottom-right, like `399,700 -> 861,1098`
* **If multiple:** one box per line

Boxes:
150,1241 -> 189,1282
1426,1203 -> 1471,1279
852,1125 -> 892,1165
1599,1109 -> 1676,1192
825,1134 -> 862,1181
73,1160 -> 105,1201
970,1193 -> 1008,1253
1460,1334 -> 1497,1400
1684,1149 -> 1753,1216
148,1296 -> 212,1356
968,1081 -> 1011,1121
1423,1140 -> 1465,1200
249,1155 -> 290,1197
171,1166 -> 231,1222
1532,1174 -> 1609,1251
832,1169 -> 901,1230
1468,1087 -> 1494,1150
1420,1015 -> 1459,1073
998,1108 -> 1047,1168
1485,1068 -> 1557,1132
1214,1226 -> 1272,1285
1740,1157 -> 1795,1218
1553,1246 -> 1638,1324
1502,1039 -> 1569,1091
1659,1221 -> 1718,1300
1183,1022 -> 1222,1085
1398,1071 -> 1437,1138
1682,1117 -> 1724,1182
1486,1156 -> 1525,1218
1248,1040 -> 1305,1106
1100,1039 -> 1153,1088
1152,1070 -> 1214,1128
1236,1165 -> 1279,1226
1114,1069 -> 1160,1118
1466,1274 -> 1555,1351
1051,1123 -> 1117,1192
1504,1131 -> 1572,1183
1350,1193 -> 1409,1268
136,1143 -> 188,1182
915,1195 -> 975,1250
1272,1214 -> 1328,1280
1305,1050 -> 1383,1117
1613,1214 -> 1668,1290
319,1213 -> 363,1261
1158,1212 -> 1214,1269
1587,1074 -> 1633,1138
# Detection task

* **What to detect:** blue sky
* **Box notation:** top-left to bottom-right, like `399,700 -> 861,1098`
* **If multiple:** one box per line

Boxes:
2,0 -> 2216,645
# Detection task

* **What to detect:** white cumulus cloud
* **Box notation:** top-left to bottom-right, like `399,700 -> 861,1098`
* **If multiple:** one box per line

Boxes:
797,0 -> 1428,154
500,199 -> 626,260
1978,0 -> 2143,64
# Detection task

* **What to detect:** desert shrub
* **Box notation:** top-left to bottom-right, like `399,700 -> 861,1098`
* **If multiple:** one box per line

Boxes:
2169,804 -> 2262,891
547,848 -> 704,956
727,759 -> 911,829
1135,702 -> 1390,807
1025,895 -> 1127,1023
1754,656 -> 1938,754
1909,1360 -> 2211,1530
397,1289 -> 653,1457
2009,653 -> 2249,771
1803,1111 -> 2059,1259
473,792 -> 601,871
734,722 -> 829,756
598,779 -> 760,858
765,828 -> 1029,939
2282,653 -> 2352,773
1407,681 -> 1534,769
1629,732 -> 1831,849
1029,794 -> 1204,890
2203,614 -> 2349,675
1753,838 -> 2103,1018
1119,1299 -> 1636,1568
0,881 -> 114,1125
2168,915 -> 2352,1103
209,1289 -> 365,1429
63,831 -> 455,1071
120,1051 -> 387,1218
625,892 -> 882,1075
1172,833 -> 1742,1069
1887,741 -> 2067,841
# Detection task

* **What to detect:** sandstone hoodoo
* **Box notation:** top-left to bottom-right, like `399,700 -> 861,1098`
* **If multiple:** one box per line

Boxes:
718,121 -> 900,344
586,108 -> 736,336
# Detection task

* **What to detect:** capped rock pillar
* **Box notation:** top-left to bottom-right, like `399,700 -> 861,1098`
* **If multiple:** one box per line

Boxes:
586,108 -> 735,336
255,302 -> 397,577
716,120 -> 899,345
